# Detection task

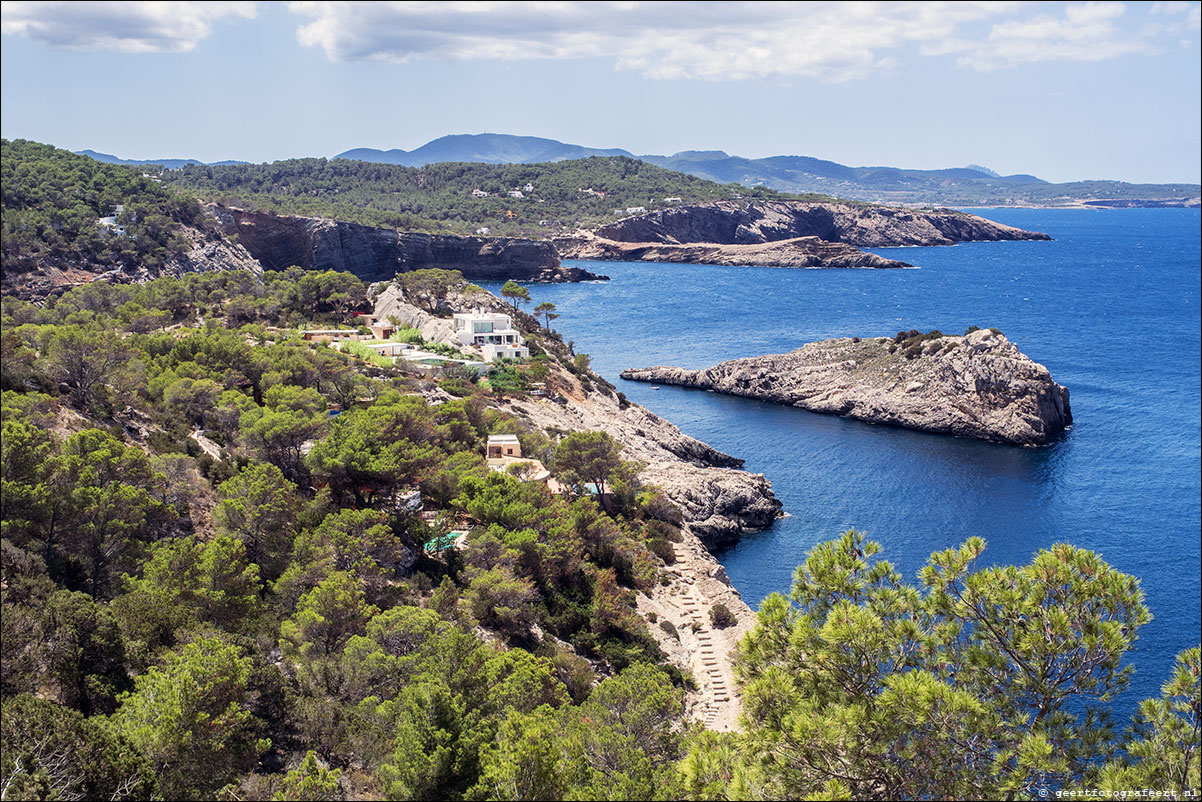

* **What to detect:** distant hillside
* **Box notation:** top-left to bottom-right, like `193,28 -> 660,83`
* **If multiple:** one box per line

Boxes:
641,151 -> 1197,206
3,140 -> 204,275
2,139 -> 257,298
76,149 -> 248,170
336,133 -> 634,167
333,133 -> 1200,207
162,155 -> 816,237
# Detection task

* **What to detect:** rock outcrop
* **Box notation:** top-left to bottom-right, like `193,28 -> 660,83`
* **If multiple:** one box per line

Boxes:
212,206 -> 604,283
507,391 -> 781,544
594,199 -> 1051,248
622,328 -> 1072,446
554,233 -> 911,269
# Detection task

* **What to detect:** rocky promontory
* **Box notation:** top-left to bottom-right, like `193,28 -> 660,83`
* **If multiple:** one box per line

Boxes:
622,328 -> 1072,446
594,199 -> 1051,248
212,206 -> 605,283
555,233 -> 911,269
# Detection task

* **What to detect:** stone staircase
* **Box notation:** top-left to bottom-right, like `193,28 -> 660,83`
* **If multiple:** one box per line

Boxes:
672,542 -> 731,729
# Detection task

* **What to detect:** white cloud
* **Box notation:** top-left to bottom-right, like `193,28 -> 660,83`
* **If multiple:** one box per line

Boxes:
926,1 -> 1183,70
287,0 -> 1194,81
288,1 -> 1022,82
0,1 -> 256,53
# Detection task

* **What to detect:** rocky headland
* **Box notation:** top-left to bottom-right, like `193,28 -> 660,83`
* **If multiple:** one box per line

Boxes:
555,233 -> 911,269
377,282 -> 782,729
213,206 -> 604,283
622,328 -> 1072,446
593,199 -> 1052,248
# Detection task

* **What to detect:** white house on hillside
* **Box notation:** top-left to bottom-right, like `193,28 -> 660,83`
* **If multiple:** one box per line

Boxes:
452,310 -> 529,361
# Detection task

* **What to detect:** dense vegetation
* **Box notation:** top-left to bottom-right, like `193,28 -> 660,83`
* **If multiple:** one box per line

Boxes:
1,139 -> 209,278
162,155 -> 819,237
1,269 -> 695,799
1,269 -> 1198,800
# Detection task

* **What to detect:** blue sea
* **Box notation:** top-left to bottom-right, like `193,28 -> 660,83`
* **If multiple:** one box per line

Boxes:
481,207 -> 1202,716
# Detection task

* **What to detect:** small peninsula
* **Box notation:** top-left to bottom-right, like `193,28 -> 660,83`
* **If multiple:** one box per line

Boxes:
554,233 -> 911,269
621,328 -> 1072,446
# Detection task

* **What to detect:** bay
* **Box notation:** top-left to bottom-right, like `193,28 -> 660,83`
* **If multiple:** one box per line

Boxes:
479,207 -> 1202,715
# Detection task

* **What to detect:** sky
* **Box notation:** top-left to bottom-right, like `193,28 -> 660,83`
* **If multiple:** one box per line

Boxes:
1,1 -> 1200,184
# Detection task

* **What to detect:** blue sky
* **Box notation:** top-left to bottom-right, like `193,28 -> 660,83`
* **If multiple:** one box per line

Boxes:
2,1 -> 1199,184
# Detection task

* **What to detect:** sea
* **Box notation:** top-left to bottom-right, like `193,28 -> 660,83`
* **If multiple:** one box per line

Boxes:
480,207 -> 1202,718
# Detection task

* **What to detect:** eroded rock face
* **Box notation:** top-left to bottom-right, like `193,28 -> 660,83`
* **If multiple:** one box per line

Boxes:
211,206 -> 604,283
554,233 -> 911,269
594,200 -> 1051,248
622,329 -> 1072,446
507,386 -> 781,547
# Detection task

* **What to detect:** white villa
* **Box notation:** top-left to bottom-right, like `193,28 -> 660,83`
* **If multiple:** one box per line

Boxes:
452,310 -> 530,362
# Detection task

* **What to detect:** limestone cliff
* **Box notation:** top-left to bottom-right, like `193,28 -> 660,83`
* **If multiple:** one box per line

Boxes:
554,233 -> 911,269
622,329 -> 1072,446
594,199 -> 1050,248
212,206 -> 604,283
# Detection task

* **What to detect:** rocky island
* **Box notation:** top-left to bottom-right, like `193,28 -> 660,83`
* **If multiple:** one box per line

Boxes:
622,328 -> 1072,446
555,233 -> 911,269
555,199 -> 1050,269
592,199 -> 1052,248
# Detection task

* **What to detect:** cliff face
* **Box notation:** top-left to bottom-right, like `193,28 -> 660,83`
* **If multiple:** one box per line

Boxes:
211,206 -> 604,283
594,200 -> 1051,248
622,328 -> 1072,446
554,233 -> 911,269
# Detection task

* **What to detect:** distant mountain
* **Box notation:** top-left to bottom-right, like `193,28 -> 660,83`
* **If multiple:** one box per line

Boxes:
334,134 -> 1199,207
76,149 -> 248,169
965,164 -> 1001,178
335,134 -> 634,167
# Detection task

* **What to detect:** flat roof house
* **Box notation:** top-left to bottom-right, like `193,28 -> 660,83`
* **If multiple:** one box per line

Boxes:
485,434 -> 551,483
486,434 -> 521,460
452,310 -> 528,362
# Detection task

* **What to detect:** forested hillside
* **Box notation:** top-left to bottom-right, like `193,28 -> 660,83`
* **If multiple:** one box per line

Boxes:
163,156 -> 819,237
1,139 -> 209,277
2,267 -> 1197,800
1,269 -> 693,799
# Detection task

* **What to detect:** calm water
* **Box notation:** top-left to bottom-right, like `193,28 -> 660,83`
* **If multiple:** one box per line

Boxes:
480,208 -> 1202,714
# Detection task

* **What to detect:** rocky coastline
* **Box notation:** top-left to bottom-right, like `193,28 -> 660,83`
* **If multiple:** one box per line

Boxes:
380,282 -> 782,729
554,233 -> 911,269
211,206 -> 606,283
594,199 -> 1052,248
622,328 -> 1072,446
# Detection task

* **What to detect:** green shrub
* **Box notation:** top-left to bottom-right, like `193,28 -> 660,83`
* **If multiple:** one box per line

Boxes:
659,619 -> 679,640
710,603 -> 737,629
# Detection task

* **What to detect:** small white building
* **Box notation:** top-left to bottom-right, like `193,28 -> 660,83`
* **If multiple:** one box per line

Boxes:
523,183 -> 534,192
486,434 -> 522,460
471,189 -> 490,197
625,206 -> 647,214
475,226 -> 491,236
486,434 -> 552,482
507,190 -> 525,199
